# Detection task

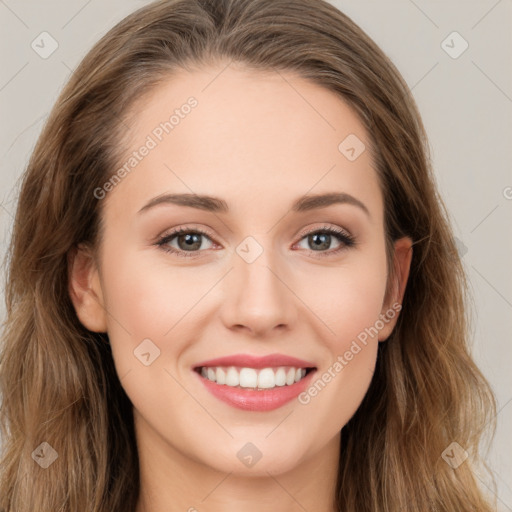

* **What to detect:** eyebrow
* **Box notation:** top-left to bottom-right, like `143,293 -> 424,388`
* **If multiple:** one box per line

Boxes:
138,191 -> 370,218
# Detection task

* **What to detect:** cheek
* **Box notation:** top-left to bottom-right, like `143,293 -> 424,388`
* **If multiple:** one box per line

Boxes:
293,262 -> 388,437
98,248 -> 203,423
297,250 -> 389,349
97,244 -> 186,377
330,272 -> 387,346
101,247 -> 207,335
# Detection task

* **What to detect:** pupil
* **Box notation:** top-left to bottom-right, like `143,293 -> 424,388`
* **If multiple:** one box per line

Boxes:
311,233 -> 330,250
180,233 -> 201,250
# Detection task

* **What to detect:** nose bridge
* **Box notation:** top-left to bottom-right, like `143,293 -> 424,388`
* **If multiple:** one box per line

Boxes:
219,233 -> 296,334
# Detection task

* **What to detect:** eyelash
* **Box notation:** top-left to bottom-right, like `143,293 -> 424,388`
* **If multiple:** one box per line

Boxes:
155,224 -> 356,259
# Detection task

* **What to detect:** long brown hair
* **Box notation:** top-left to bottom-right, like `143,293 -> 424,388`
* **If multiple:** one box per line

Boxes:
0,0 -> 497,510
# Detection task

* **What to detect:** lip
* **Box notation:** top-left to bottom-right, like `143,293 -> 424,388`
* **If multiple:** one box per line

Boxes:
193,353 -> 316,370
193,367 -> 317,411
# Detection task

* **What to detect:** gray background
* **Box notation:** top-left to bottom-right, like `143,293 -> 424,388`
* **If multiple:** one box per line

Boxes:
0,0 -> 511,509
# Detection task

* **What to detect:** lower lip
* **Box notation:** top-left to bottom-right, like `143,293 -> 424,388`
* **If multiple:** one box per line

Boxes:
194,369 -> 317,411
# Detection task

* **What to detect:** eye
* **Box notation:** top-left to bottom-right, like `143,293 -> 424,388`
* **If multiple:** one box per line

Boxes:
293,225 -> 356,257
155,224 -> 356,259
156,226 -> 216,258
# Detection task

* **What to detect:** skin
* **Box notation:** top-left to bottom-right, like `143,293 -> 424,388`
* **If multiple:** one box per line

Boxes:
69,61 -> 412,512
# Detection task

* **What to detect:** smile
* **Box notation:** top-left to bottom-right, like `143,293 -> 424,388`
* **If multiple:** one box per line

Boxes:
195,365 -> 314,390
192,353 -> 318,411
192,353 -> 317,411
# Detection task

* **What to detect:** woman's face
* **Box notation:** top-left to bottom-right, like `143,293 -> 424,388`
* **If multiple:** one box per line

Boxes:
71,63 -> 411,476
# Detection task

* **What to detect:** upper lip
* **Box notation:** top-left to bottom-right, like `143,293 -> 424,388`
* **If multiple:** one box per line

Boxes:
193,353 -> 317,370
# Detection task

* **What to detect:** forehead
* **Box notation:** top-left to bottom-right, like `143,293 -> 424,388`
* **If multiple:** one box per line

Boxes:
104,63 -> 383,223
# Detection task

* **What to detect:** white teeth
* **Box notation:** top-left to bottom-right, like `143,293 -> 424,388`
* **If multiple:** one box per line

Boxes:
258,368 -> 276,389
216,367 -> 226,385
225,367 -> 239,386
239,368 -> 258,388
275,367 -> 287,386
199,365 -> 310,390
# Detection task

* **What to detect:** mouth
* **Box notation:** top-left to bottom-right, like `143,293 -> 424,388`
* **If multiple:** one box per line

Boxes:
191,353 -> 318,411
193,365 -> 316,391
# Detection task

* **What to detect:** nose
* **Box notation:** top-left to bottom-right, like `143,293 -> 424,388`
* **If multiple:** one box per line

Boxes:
218,241 -> 297,337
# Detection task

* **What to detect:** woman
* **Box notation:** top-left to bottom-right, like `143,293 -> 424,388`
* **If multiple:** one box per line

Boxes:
0,0 -> 497,510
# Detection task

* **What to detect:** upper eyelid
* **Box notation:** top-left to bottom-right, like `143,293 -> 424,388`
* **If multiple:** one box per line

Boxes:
159,223 -> 353,241
158,224 -> 354,249
296,224 -> 353,239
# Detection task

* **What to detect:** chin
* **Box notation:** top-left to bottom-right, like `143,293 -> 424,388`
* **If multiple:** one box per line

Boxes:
196,439 -> 307,477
